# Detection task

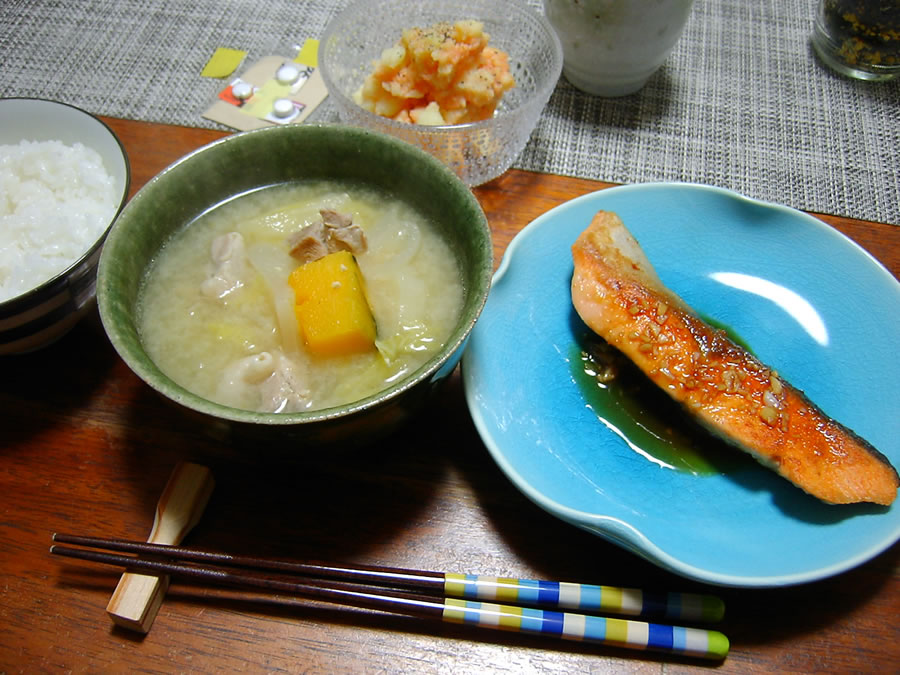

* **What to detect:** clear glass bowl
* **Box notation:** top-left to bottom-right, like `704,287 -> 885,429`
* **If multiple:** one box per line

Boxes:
319,0 -> 562,186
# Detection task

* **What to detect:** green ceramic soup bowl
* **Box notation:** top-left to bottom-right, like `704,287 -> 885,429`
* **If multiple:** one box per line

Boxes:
97,124 -> 492,446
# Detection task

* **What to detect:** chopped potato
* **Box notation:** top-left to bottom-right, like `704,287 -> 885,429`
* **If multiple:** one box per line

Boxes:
353,20 -> 515,126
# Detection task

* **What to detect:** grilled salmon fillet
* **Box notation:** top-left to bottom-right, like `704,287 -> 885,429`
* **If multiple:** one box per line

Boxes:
571,211 -> 898,505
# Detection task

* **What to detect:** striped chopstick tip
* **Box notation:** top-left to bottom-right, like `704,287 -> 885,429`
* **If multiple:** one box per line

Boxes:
708,630 -> 730,659
441,598 -> 729,660
704,596 -> 726,623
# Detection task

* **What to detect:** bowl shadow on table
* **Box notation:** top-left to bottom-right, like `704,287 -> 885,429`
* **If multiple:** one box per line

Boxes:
0,308 -> 118,454
114,371 -> 468,561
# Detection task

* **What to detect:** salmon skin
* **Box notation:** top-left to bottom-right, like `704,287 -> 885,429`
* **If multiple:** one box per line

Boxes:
570,211 -> 898,506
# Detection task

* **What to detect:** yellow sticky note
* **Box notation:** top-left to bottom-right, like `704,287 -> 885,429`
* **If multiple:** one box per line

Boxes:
294,39 -> 319,68
202,47 -> 247,78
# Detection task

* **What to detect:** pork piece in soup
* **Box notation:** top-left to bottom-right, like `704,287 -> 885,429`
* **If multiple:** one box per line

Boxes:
137,182 -> 464,413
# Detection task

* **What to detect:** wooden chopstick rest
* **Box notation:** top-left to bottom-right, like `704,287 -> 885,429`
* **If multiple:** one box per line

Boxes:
106,461 -> 215,633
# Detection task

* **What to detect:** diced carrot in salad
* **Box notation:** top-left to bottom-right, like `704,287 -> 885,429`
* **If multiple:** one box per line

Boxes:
353,20 -> 515,126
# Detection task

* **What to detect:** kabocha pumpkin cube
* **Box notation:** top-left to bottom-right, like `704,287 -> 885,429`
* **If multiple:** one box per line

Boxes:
288,250 -> 376,357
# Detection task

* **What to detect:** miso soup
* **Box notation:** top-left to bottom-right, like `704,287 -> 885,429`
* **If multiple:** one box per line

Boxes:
138,181 -> 464,413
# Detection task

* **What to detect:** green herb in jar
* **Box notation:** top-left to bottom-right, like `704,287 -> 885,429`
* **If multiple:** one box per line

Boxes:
821,0 -> 900,67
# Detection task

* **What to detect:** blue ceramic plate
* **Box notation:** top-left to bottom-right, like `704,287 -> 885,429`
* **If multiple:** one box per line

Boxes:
462,183 -> 899,587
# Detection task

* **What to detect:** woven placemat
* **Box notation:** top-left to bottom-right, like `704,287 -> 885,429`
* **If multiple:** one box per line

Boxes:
2,0 -> 898,224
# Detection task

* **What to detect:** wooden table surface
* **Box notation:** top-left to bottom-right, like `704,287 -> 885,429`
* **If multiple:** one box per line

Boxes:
1,117 -> 897,674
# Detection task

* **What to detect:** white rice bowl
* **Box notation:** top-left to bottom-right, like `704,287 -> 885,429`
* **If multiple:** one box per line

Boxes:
0,139 -> 117,302
0,98 -> 129,355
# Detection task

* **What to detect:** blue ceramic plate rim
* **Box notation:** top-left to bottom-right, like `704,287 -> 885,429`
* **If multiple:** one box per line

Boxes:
462,182 -> 899,588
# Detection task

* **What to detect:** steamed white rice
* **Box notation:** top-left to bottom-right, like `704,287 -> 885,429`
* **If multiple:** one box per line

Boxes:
0,139 -> 116,302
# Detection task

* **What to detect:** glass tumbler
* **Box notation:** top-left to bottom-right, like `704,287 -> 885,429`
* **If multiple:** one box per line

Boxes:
812,0 -> 900,81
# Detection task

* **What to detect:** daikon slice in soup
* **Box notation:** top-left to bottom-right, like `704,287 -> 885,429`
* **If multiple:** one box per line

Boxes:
137,181 -> 464,413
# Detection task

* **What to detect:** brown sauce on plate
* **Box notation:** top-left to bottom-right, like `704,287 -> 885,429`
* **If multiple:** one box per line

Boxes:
570,317 -> 752,476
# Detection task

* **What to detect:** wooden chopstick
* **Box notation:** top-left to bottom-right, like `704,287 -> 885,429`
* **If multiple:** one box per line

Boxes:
50,534 -> 729,661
